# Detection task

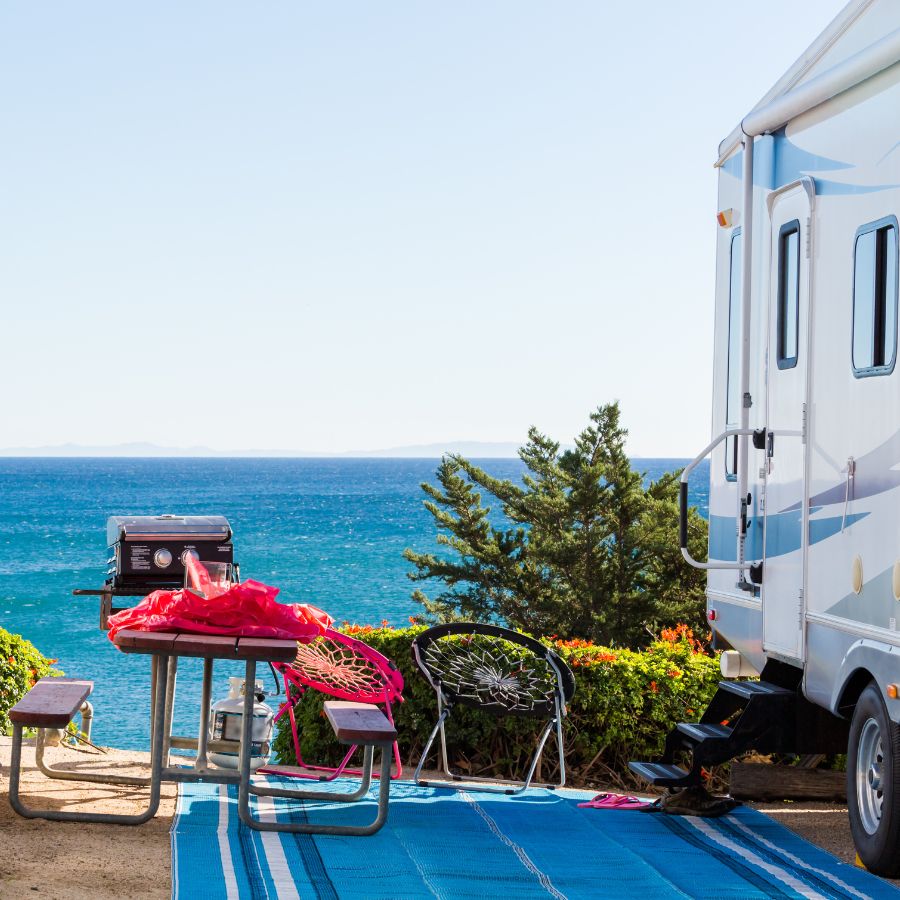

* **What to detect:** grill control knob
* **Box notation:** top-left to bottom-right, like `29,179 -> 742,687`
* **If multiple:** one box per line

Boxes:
181,549 -> 199,565
154,549 -> 173,569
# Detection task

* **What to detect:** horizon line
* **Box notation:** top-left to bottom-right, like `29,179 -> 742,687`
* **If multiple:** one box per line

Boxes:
0,440 -> 698,460
0,452 -> 697,460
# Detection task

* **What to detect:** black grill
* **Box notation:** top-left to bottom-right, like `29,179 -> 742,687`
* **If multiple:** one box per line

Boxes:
106,514 -> 234,595
75,514 -> 236,629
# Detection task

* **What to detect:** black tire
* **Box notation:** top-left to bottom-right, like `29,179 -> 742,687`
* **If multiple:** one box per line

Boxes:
847,682 -> 900,876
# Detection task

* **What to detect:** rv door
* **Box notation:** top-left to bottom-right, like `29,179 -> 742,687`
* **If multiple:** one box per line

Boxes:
762,179 -> 814,663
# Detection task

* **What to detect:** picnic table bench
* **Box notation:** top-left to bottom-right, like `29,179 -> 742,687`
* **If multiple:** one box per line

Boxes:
9,677 -> 93,730
325,701 -> 398,747
7,631 -> 397,835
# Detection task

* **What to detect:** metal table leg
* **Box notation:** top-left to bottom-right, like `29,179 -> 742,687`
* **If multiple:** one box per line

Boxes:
195,657 -> 214,771
8,653 -> 169,825
253,746 -> 374,803
161,656 -> 178,767
237,658 -> 393,835
34,727 -> 150,787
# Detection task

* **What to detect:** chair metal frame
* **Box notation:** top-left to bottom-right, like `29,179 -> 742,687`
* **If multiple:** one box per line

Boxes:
411,622 -> 575,795
263,627 -> 404,781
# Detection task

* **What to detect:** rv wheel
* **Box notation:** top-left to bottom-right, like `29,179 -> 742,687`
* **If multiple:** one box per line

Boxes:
848,683 -> 900,876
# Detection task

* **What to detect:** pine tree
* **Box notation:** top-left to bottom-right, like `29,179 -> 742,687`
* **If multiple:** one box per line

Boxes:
403,402 -> 709,648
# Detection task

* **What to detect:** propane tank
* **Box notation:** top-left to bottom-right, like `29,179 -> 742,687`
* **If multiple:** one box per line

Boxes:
209,677 -> 274,770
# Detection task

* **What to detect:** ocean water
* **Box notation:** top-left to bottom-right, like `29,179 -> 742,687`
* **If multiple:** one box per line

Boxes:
0,456 -> 708,749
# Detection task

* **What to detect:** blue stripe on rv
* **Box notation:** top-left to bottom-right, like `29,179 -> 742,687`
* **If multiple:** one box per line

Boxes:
722,136 -> 896,195
708,509 -> 869,561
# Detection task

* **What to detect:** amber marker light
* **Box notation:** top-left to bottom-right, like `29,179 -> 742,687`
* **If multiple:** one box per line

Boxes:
716,208 -> 734,228
887,684 -> 899,699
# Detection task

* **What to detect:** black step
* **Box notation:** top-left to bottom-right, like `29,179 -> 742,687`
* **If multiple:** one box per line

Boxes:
676,723 -> 733,743
628,761 -> 699,788
717,680 -> 794,700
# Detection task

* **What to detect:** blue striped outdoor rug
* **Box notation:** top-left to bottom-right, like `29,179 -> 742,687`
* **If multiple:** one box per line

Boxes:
171,778 -> 899,899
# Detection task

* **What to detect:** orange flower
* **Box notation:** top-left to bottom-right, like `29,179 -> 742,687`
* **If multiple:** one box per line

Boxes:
649,681 -> 658,693
7,657 -> 14,665
659,623 -> 708,654
555,637 -> 598,650
668,668 -> 682,679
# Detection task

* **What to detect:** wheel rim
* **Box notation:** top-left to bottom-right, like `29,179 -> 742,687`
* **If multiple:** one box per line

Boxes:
856,717 -> 885,836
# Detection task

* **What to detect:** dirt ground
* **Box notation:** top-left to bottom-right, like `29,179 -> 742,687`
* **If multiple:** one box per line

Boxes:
0,737 -> 896,898
751,799 -> 862,865
0,738 -> 175,899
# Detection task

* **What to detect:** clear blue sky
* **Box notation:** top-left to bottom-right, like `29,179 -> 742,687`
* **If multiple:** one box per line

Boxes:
0,2 -> 847,455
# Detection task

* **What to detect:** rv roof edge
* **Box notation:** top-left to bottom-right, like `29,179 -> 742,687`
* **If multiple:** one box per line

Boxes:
743,1 -> 873,118
715,22 -> 900,167
716,0 -> 873,162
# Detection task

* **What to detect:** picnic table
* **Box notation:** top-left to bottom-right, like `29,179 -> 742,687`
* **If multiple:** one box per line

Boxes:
8,630 -> 396,835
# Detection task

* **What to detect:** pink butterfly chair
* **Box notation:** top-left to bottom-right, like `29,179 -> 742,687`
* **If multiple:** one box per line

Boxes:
263,627 -> 405,781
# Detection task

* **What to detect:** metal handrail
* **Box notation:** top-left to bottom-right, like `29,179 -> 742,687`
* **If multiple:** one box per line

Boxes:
680,428 -> 756,571
679,426 -> 803,572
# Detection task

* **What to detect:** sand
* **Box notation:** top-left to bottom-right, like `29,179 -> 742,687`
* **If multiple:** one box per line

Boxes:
1,737 -> 896,897
0,738 -> 175,899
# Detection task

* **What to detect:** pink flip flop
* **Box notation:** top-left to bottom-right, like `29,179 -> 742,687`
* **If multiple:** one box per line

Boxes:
577,792 -> 653,810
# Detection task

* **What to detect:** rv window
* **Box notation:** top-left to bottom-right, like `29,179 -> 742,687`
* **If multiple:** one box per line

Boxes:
853,218 -> 898,376
725,230 -> 741,479
777,221 -> 800,370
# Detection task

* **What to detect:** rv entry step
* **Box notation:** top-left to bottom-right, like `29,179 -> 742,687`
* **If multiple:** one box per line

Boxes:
675,723 -> 733,743
627,762 -> 700,789
717,680 -> 794,700
629,672 -> 805,791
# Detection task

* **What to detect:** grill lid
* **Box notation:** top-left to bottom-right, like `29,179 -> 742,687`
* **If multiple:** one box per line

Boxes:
106,515 -> 232,546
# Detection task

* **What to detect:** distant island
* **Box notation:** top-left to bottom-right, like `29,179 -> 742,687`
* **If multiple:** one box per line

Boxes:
0,440 -> 526,459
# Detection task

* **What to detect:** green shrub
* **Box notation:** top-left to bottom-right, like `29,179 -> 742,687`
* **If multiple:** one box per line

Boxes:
0,627 -> 60,734
272,623 -> 720,787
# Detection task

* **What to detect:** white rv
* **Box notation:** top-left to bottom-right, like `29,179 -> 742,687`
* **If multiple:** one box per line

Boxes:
631,1 -> 900,875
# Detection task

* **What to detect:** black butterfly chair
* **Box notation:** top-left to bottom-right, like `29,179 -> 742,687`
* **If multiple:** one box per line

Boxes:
411,623 -> 575,795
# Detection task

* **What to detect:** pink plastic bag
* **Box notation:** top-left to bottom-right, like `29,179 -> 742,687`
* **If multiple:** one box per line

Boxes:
107,579 -> 332,642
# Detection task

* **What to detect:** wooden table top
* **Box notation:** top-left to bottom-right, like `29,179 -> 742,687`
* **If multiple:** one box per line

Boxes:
113,629 -> 299,662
